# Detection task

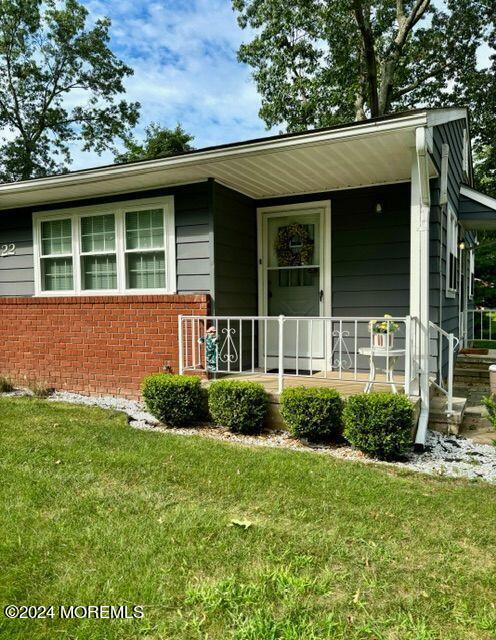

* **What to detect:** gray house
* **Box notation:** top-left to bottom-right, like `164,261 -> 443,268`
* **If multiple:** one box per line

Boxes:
1,107 -> 496,446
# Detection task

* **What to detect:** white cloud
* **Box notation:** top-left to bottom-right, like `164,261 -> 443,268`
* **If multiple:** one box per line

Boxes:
67,0 -> 274,169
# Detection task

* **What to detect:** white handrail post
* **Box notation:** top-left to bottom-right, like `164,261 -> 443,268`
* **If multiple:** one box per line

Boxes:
178,315 -> 184,374
278,315 -> 285,394
404,316 -> 411,396
447,332 -> 454,416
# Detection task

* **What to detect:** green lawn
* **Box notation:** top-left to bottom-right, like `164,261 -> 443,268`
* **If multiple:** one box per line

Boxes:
471,339 -> 496,350
1,397 -> 495,640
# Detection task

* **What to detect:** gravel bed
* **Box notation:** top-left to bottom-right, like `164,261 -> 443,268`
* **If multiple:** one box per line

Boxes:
6,390 -> 496,483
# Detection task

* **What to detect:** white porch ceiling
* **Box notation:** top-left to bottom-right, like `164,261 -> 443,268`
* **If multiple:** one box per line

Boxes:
0,110 -> 456,211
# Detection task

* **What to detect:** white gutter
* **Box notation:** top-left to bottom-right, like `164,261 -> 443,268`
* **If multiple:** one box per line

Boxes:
413,126 -> 432,448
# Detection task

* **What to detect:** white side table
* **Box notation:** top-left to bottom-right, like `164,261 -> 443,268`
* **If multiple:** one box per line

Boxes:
358,347 -> 406,394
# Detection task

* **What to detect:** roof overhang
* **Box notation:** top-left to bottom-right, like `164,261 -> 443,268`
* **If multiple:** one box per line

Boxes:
459,185 -> 496,230
0,108 -> 466,211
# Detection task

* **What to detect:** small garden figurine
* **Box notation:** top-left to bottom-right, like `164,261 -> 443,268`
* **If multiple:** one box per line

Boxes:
199,325 -> 219,371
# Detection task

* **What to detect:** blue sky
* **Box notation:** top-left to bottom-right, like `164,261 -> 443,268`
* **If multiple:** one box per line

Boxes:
74,0 -> 492,170
76,0 -> 273,168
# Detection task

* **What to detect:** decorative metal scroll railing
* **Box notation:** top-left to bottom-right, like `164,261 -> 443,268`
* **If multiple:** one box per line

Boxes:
179,315 -> 421,396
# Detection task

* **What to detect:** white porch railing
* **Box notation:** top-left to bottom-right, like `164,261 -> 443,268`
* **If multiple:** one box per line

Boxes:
178,315 -> 420,396
467,309 -> 496,343
429,321 -> 459,416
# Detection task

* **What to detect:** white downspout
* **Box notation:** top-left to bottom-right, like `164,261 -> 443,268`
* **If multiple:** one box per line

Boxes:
411,127 -> 432,448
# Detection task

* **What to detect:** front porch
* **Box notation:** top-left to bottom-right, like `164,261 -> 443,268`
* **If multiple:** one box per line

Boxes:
178,312 -> 465,439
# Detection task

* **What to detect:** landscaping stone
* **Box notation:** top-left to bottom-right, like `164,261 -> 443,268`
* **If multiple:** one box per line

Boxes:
6,389 -> 493,484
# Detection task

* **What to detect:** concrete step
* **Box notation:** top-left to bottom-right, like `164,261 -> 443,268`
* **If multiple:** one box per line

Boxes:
460,405 -> 496,445
462,405 -> 492,431
454,370 -> 490,384
428,395 -> 467,436
453,387 -> 489,406
457,354 -> 495,366
455,360 -> 493,372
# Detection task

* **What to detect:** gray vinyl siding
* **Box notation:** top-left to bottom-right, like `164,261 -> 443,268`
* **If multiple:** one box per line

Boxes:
0,182 -> 213,298
174,183 -> 212,294
0,210 -> 35,296
259,183 -> 411,317
430,119 -> 466,333
459,194 -> 496,227
430,118 -> 473,373
212,182 -> 257,315
331,184 -> 410,316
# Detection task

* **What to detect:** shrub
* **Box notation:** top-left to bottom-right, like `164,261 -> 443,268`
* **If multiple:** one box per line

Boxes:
208,380 -> 268,434
0,375 -> 14,393
481,395 -> 496,431
142,374 -> 203,427
27,380 -> 52,398
343,393 -> 414,460
280,386 -> 343,441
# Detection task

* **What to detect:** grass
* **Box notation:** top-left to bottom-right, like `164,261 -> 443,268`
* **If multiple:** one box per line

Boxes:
1,397 -> 496,639
470,339 -> 496,350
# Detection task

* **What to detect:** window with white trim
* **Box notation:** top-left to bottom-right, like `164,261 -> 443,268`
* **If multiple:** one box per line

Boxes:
81,214 -> 117,290
446,206 -> 458,297
469,249 -> 475,300
125,209 -> 166,289
40,219 -> 74,291
33,197 -> 175,296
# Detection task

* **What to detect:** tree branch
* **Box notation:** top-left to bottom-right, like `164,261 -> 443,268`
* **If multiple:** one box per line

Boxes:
395,0 -> 430,50
392,61 -> 451,99
378,0 -> 431,114
352,0 -> 379,117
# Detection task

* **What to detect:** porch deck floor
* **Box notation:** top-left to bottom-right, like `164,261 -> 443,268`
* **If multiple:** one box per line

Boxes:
204,370 -> 405,399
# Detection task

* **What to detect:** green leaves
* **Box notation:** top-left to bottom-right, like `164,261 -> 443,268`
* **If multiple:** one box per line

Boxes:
232,0 -> 493,130
208,380 -> 268,434
141,373 -> 204,427
0,0 -> 140,181
280,386 -> 344,441
115,123 -> 194,164
342,392 -> 414,460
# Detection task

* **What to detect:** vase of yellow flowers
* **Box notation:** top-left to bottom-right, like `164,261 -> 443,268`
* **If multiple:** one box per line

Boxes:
368,314 -> 399,349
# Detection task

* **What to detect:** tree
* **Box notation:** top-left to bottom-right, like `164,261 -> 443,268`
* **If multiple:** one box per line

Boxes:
234,0 -> 495,309
0,0 -> 140,182
115,123 -> 194,164
232,0 -> 492,130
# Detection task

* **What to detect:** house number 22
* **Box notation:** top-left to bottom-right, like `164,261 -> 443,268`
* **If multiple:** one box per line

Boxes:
1,243 -> 16,256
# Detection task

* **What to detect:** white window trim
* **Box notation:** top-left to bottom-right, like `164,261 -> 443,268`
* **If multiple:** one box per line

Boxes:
446,204 -> 458,299
33,196 -> 176,296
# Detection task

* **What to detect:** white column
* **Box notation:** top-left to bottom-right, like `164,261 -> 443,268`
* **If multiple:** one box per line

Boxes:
411,127 -> 431,446
410,153 -> 421,397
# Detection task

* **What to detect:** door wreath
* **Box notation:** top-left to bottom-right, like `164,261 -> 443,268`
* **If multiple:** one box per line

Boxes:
274,223 -> 314,266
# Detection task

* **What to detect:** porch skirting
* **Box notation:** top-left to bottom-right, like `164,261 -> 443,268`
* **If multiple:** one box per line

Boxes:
0,294 -> 210,398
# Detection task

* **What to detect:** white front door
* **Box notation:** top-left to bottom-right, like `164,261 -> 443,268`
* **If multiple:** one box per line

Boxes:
258,202 -> 331,371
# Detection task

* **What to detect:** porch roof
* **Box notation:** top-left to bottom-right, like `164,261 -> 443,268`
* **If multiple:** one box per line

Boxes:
0,108 -> 466,210
459,185 -> 496,230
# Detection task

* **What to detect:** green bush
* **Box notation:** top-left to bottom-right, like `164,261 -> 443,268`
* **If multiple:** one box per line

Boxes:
280,386 -> 343,441
343,393 -> 414,460
142,374 -> 203,427
208,380 -> 268,434
0,375 -> 14,393
481,395 -> 496,432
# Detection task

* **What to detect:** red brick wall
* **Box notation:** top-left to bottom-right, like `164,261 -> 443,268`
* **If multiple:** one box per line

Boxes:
0,294 -> 209,398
